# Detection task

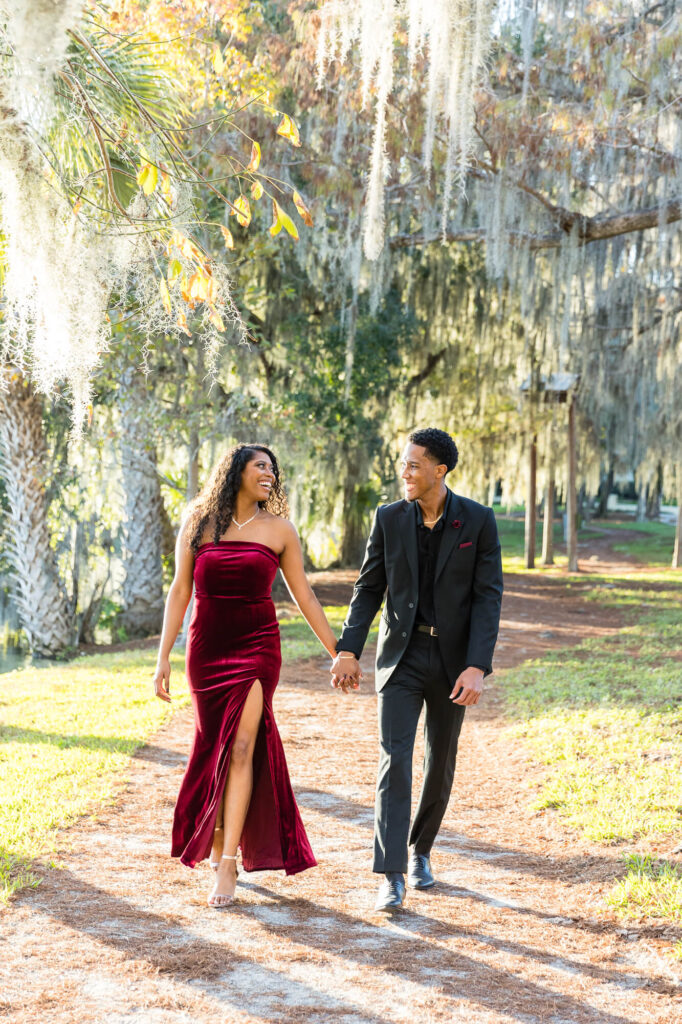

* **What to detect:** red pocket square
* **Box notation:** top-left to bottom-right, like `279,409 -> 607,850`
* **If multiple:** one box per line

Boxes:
458,541 -> 473,549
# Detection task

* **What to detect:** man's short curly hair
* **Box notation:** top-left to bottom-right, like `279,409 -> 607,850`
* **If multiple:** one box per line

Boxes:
408,428 -> 459,473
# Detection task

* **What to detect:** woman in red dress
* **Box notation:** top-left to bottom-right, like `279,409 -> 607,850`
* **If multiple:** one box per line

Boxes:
152,444 -> 348,908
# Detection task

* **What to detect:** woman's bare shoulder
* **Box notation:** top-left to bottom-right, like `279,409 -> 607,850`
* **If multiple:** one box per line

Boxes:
261,512 -> 298,545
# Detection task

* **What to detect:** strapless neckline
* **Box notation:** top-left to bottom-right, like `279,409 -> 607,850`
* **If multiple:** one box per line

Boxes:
197,540 -> 280,560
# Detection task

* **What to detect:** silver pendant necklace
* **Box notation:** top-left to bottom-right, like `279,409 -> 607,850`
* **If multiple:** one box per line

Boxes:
232,509 -> 260,530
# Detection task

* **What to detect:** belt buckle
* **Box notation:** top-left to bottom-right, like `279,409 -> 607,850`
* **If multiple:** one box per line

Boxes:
429,625 -> 438,637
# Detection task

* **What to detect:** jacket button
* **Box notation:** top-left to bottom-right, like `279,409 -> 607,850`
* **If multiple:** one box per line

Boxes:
408,602 -> 414,608
402,631 -> 407,638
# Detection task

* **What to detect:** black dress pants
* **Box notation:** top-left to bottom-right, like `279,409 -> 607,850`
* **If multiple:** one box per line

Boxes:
373,632 -> 466,873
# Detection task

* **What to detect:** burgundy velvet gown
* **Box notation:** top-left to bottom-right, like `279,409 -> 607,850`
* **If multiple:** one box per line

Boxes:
171,541 -> 317,875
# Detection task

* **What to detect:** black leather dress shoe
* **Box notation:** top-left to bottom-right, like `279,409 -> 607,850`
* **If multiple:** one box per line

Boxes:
375,872 -> 406,911
408,852 -> 435,889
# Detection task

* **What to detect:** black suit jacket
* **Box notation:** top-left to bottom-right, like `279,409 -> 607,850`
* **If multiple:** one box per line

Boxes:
337,489 -> 503,691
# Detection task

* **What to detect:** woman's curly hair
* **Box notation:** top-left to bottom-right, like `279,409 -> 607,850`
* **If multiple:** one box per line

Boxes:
186,444 -> 289,556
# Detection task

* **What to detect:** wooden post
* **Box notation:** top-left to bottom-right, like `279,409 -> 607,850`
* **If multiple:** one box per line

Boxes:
673,472 -> 682,570
566,395 -> 578,572
541,419 -> 555,565
524,433 -> 537,569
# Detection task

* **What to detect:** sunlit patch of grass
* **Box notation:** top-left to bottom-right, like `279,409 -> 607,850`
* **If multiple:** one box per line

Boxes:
604,520 -> 677,567
279,604 -> 378,661
0,649 -> 188,902
502,577 -> 682,922
606,855 -> 682,921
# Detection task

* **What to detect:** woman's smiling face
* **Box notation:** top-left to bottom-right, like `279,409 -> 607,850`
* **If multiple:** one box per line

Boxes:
240,451 -> 276,502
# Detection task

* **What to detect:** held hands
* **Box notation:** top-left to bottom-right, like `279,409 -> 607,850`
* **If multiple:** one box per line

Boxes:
330,651 -> 362,694
450,666 -> 484,706
153,658 -> 172,703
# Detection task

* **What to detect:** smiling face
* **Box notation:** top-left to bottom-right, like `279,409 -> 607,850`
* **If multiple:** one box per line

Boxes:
400,442 -> 447,502
240,450 -> 276,504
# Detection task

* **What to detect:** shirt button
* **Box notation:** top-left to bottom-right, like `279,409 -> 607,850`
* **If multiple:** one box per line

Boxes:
408,602 -> 414,608
402,631 -> 407,638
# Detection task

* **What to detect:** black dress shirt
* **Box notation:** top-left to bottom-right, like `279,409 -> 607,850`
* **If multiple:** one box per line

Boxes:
415,501 -> 445,627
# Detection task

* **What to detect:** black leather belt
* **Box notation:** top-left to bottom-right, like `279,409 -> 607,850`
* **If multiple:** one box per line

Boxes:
415,624 -> 439,637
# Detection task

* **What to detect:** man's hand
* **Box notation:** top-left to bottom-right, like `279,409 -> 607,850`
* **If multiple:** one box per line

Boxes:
450,666 -> 484,706
330,651 -> 362,694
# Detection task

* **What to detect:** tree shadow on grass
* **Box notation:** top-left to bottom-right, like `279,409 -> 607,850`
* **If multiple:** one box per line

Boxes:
0,725 -> 184,764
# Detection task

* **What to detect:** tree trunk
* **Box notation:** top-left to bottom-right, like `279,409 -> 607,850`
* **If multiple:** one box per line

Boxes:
524,433 -> 537,569
118,370 -> 164,638
541,421 -> 554,566
566,396 -> 579,572
636,482 -> 648,522
645,463 -> 662,520
0,368 -> 76,657
673,474 -> 682,570
340,453 -> 371,568
596,462 -> 614,519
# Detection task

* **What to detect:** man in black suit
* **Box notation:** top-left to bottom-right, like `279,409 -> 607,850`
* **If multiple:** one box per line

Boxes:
331,428 -> 503,911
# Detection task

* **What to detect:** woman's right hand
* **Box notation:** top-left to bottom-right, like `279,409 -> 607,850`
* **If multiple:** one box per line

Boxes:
153,658 -> 172,703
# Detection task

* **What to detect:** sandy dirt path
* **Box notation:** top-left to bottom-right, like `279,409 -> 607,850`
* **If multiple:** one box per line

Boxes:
1,560 -> 680,1024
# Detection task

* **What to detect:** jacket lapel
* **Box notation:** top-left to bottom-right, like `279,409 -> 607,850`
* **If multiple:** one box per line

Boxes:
399,500 -> 419,589
435,490 -> 465,583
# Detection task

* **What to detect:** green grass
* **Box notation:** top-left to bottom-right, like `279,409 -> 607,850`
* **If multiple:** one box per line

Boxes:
0,649 -> 189,901
606,855 -> 682,922
601,520 -> 677,566
502,578 -> 682,923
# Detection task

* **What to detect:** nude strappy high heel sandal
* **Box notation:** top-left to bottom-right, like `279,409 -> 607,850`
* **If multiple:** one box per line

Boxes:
207,854 -> 238,909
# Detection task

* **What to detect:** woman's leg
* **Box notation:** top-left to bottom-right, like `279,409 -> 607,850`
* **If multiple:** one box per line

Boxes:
210,680 -> 264,904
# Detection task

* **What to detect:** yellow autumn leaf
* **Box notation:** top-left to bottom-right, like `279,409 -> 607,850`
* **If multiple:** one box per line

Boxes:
247,141 -> 261,172
220,225 -> 234,249
160,171 -> 171,195
234,194 -> 251,228
212,47 -> 225,74
293,191 -> 313,227
269,199 -> 299,241
251,180 -> 263,200
170,230 -> 203,263
136,162 -> 158,195
208,306 -> 225,331
177,312 -> 192,337
159,278 -> 172,315
276,113 -> 301,147
167,258 -> 183,282
188,270 -> 209,301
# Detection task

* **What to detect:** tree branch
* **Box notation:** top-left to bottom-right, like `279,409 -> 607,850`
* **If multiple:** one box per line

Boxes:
390,198 -> 682,253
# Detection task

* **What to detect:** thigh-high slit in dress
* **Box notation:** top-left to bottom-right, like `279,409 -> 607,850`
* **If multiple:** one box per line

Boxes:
171,541 -> 317,875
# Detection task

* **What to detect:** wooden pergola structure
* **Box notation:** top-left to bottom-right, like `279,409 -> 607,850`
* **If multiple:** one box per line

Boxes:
520,372 -> 580,572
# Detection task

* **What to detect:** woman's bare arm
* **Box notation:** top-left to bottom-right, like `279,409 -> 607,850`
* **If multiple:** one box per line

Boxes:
152,518 -> 194,702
